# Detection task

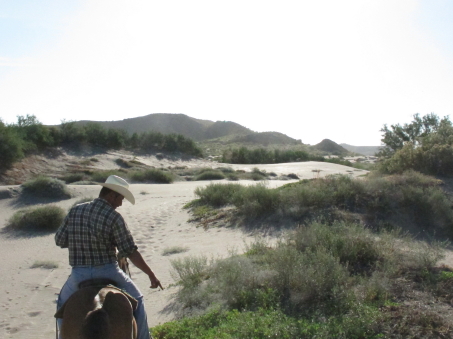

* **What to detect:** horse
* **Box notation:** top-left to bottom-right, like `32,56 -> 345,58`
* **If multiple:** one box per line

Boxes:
55,257 -> 137,339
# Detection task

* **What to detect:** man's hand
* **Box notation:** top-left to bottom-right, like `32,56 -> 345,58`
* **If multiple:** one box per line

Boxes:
149,272 -> 163,290
127,250 -> 163,289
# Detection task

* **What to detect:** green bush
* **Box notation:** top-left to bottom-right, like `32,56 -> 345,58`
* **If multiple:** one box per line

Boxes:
152,306 -> 382,339
7,205 -> 66,231
129,169 -> 174,183
21,176 -> 71,199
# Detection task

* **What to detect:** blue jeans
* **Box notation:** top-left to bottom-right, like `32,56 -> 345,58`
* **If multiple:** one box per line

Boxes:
57,262 -> 150,339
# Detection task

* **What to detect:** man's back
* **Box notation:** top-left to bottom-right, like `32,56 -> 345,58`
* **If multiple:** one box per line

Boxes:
55,198 -> 137,266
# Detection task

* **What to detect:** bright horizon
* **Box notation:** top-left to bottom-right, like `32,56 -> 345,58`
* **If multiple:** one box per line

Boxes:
1,0 -> 453,146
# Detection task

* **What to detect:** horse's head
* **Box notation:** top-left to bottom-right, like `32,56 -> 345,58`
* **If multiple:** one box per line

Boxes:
56,287 -> 137,339
82,308 -> 111,339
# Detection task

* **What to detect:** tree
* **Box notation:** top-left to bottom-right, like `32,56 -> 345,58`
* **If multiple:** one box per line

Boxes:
84,122 -> 107,147
378,114 -> 453,175
379,113 -> 449,157
11,115 -> 54,151
0,120 -> 24,169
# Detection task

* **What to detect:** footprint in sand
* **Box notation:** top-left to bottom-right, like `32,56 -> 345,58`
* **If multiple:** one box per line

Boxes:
27,311 -> 41,317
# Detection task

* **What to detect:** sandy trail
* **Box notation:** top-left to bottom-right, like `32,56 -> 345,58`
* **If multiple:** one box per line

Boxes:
0,161 -> 369,338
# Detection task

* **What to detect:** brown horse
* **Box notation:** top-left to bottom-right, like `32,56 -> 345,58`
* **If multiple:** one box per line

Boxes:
55,282 -> 138,339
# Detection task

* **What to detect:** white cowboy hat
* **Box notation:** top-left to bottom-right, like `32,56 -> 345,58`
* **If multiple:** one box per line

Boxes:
99,175 -> 135,205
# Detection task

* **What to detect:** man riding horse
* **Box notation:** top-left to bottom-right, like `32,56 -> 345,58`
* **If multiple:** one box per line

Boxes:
55,175 -> 162,339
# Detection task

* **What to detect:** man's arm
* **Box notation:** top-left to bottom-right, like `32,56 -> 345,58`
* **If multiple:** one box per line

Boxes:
128,250 -> 163,290
55,214 -> 69,248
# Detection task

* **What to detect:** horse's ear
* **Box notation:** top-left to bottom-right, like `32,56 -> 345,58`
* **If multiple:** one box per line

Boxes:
54,302 -> 66,319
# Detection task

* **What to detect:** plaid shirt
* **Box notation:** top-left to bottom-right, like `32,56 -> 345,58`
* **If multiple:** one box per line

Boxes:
55,198 -> 137,266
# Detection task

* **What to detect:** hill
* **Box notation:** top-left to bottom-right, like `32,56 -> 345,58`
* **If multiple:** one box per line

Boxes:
312,139 -> 350,155
74,113 -> 253,141
70,113 -> 305,153
229,131 -> 302,145
340,143 -> 381,156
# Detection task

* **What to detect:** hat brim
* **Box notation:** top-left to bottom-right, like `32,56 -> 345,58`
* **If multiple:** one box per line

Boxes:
99,183 -> 135,205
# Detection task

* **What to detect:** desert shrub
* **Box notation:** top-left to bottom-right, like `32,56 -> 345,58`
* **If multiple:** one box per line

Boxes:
165,221 -> 445,338
193,183 -> 243,207
130,159 -> 145,165
226,173 -> 239,181
115,158 -> 132,168
7,205 -> 66,231
232,183 -> 280,218
89,170 -> 125,183
250,172 -> 268,181
136,131 -> 203,156
194,170 -> 226,181
61,173 -> 85,184
222,147 -> 311,164
21,176 -> 71,199
192,171 -> 453,238
129,169 -> 174,183
293,222 -> 393,276
216,167 -> 235,173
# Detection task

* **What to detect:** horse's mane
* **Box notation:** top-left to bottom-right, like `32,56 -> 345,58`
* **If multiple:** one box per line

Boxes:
81,308 -> 111,339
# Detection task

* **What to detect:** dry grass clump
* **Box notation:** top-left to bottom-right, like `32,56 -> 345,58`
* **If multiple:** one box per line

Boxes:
21,176 -> 71,199
162,246 -> 189,256
7,205 -> 66,232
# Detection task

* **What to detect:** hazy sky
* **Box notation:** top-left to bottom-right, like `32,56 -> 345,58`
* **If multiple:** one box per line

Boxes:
1,0 -> 452,146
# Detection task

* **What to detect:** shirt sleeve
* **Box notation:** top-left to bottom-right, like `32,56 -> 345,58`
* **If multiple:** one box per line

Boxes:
112,215 -> 138,258
55,213 -> 69,248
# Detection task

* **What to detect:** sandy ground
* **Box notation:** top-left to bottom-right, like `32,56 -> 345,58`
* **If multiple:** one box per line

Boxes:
0,161 -> 370,338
